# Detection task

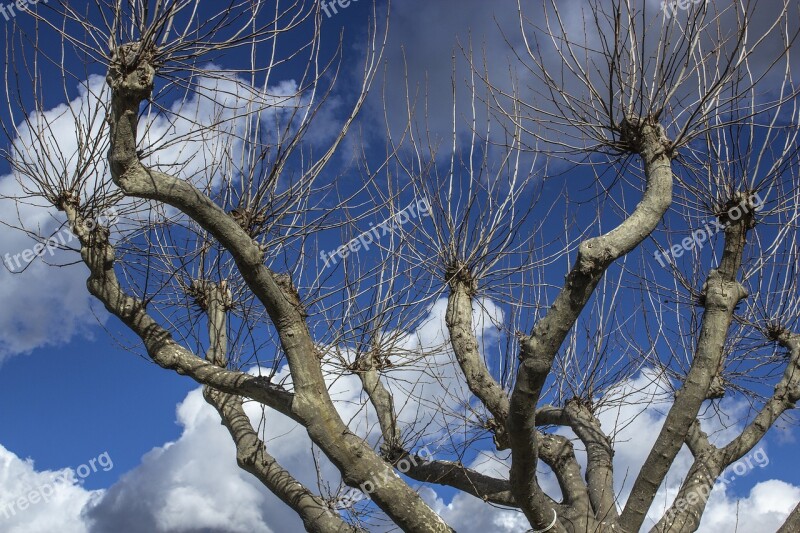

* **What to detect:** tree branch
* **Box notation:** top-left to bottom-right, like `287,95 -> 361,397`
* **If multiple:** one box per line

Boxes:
620,195 -> 752,533
507,117 -> 673,531
103,41 -> 453,533
61,202 -> 297,420
200,281 -> 357,532
446,274 -> 511,449
653,329 -> 800,532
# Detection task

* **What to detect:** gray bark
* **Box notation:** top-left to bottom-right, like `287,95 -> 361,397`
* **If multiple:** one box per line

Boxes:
446,275 -> 511,449
652,332 -> 800,533
201,283 -> 357,532
778,502 -> 800,533
620,197 -> 752,533
507,118 -> 673,532
98,42 -> 454,533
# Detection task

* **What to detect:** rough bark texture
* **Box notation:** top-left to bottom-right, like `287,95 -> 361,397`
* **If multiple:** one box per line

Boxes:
92,52 -> 799,531
778,502 -> 800,533
201,283 -> 357,532
652,331 -> 800,533
507,118 -> 673,532
619,196 -> 752,533
100,42 -> 453,533
445,274 -> 511,449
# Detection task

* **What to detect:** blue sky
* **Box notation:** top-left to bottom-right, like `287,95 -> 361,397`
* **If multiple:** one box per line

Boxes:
0,1 -> 799,532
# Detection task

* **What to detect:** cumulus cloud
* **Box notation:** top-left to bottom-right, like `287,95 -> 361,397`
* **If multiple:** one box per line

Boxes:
423,488 -> 530,532
0,297 -> 498,532
548,368 -> 797,532
80,332 -> 481,533
4,3 -> 799,532
0,76 -> 109,361
82,389 -> 298,533
698,480 -> 800,532
0,445 -> 103,533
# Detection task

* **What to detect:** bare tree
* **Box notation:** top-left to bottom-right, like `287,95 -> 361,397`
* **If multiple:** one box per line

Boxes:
2,0 -> 800,532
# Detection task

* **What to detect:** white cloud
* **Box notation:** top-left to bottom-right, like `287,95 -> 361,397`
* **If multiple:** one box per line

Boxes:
424,488 -> 530,532
0,445 -> 102,533
0,74 -> 109,360
3,369 -> 798,532
82,387 -> 299,533
698,480 -> 800,532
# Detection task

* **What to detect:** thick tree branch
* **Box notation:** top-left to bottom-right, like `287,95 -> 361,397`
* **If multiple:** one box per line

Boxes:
353,347 -> 401,453
62,202 -> 297,420
537,403 -> 618,523
446,274 -> 511,449
621,198 -> 753,532
207,390 -> 359,533
201,282 -> 357,533
354,344 -> 518,507
104,42 -> 452,533
653,330 -> 800,532
537,433 -> 591,513
507,118 -> 673,532
778,501 -> 800,533
684,420 -> 713,459
720,331 -> 800,461
402,457 -> 517,507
